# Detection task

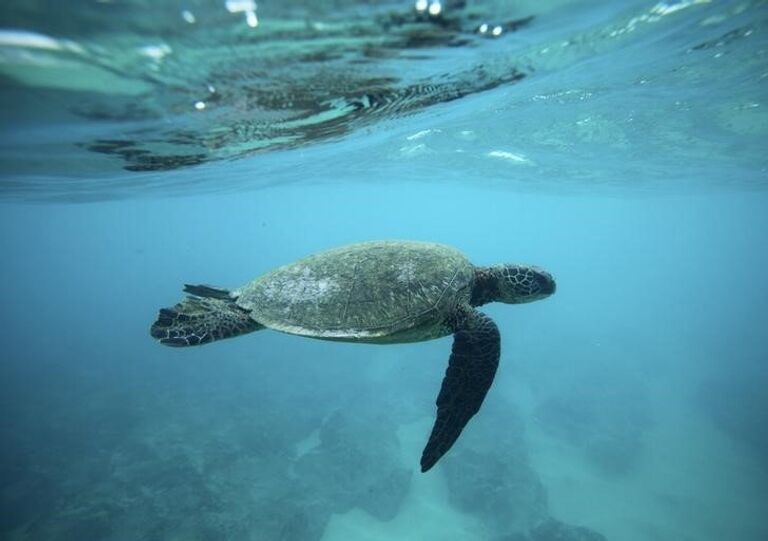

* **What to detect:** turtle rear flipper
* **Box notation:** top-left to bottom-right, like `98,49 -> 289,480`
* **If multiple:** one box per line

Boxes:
150,296 -> 262,347
183,283 -> 233,300
420,306 -> 500,472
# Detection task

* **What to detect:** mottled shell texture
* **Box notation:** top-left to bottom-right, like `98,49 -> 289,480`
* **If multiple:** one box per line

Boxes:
236,241 -> 474,340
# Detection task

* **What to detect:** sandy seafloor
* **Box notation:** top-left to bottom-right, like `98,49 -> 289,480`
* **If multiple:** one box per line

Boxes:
1,1 -> 767,540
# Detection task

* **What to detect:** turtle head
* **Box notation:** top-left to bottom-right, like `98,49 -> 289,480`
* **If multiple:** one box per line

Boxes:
472,265 -> 556,306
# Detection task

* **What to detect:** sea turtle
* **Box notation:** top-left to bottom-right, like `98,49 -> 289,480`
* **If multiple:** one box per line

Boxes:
150,240 -> 555,471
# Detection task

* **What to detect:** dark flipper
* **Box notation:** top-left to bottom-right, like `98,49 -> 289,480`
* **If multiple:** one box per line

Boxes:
150,293 -> 263,347
421,306 -> 500,472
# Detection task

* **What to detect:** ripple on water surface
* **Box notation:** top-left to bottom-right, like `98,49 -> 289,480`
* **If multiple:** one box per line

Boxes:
0,0 -> 766,199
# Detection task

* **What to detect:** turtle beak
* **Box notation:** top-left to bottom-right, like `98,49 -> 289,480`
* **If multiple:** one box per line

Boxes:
537,271 -> 556,296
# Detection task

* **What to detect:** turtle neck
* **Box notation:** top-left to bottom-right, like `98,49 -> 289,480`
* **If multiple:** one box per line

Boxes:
469,266 -> 500,307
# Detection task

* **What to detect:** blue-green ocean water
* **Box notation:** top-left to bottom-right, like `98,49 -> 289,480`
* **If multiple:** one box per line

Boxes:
1,1 -> 767,540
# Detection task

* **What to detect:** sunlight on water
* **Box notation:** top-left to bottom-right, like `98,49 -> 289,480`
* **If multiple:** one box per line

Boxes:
1,0 -> 766,197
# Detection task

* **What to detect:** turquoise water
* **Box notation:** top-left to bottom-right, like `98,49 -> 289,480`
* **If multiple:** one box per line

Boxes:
1,1 -> 767,540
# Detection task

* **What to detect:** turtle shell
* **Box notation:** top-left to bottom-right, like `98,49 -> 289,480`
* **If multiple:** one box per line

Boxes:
236,241 -> 474,340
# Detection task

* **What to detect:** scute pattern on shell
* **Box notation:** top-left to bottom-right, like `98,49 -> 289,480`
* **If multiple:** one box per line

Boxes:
237,241 -> 474,339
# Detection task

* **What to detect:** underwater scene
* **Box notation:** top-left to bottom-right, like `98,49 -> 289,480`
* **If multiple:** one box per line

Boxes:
1,0 -> 767,540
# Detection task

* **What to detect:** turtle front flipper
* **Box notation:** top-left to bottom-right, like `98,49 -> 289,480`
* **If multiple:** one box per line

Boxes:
150,294 -> 263,347
420,306 -> 500,472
